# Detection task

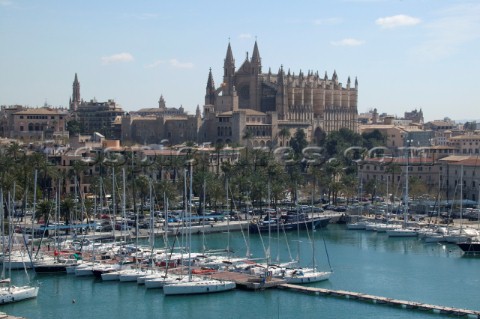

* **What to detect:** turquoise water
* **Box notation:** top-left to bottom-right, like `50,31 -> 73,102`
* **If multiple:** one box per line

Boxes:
2,225 -> 480,319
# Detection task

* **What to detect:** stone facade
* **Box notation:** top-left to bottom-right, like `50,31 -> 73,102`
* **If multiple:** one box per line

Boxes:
75,99 -> 124,139
0,105 -> 68,141
201,41 -> 359,146
121,97 -> 202,145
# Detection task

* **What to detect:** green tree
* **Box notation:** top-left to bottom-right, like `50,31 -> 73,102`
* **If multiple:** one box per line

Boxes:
289,128 -> 308,158
66,119 -> 81,136
362,129 -> 387,150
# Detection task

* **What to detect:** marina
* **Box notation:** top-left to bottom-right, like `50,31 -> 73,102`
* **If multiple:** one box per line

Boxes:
0,223 -> 479,318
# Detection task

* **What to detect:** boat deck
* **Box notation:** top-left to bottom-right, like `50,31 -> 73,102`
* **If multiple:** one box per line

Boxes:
0,312 -> 26,319
279,284 -> 480,318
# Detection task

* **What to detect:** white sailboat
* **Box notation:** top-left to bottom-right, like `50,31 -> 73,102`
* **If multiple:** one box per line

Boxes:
0,186 -> 38,304
163,163 -> 235,295
387,146 -> 418,238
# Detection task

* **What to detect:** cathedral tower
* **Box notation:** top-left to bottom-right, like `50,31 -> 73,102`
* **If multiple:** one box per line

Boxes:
70,73 -> 81,111
223,42 -> 235,95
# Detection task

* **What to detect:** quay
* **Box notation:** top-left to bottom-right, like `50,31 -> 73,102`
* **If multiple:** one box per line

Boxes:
279,284 -> 480,318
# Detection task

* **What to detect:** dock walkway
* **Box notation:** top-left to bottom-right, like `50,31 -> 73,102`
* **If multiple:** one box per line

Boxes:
279,284 -> 480,318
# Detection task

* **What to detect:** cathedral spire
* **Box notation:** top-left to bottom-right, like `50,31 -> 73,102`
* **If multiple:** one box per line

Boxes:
206,68 -> 215,91
251,40 -> 262,74
225,42 -> 234,63
223,42 -> 235,93
355,76 -> 358,89
251,41 -> 261,63
205,68 -> 216,105
196,104 -> 201,118
278,65 -> 285,85
347,76 -> 351,89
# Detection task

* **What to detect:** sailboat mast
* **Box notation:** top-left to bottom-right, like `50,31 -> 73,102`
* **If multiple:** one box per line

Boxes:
312,176 -> 316,270
31,170 -> 37,255
188,162 -> 193,281
404,143 -> 409,227
112,166 -> 116,242
226,176 -> 230,255
1,189 -> 5,280
122,168 -> 126,242
149,179 -> 154,248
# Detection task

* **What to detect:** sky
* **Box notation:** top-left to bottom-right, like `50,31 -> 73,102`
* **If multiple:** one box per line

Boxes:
1,0 -> 479,122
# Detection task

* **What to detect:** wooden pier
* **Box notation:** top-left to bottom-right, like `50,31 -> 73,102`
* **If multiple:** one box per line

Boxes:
279,284 -> 480,318
209,271 -> 286,290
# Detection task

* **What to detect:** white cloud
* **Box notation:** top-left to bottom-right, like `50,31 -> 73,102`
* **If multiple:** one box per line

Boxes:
145,60 -> 165,68
376,14 -> 421,29
101,53 -> 134,65
412,4 -> 480,60
146,59 -> 194,69
169,59 -> 194,69
239,33 -> 252,39
0,0 -> 12,6
313,18 -> 342,26
331,38 -> 365,46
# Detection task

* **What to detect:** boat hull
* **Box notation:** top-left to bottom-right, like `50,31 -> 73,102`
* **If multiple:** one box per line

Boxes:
163,280 -> 235,295
34,264 -> 68,273
457,242 -> 480,255
283,271 -> 331,284
249,216 -> 330,234
0,286 -> 39,304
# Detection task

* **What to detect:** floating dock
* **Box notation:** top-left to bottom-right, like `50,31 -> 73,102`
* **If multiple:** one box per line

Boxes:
279,284 -> 480,318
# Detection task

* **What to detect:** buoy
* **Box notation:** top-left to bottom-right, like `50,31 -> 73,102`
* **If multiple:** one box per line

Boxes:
72,299 -> 76,304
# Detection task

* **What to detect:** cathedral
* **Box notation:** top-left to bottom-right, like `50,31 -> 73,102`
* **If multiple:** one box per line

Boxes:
68,42 -> 359,146
201,41 -> 359,147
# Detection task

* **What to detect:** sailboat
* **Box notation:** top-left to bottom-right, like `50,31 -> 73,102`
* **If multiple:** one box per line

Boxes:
387,148 -> 418,237
277,185 -> 332,284
0,186 -> 39,304
163,163 -> 235,295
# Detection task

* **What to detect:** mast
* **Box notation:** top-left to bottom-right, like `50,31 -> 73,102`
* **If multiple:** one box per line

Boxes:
404,143 -> 409,228
149,179 -> 154,249
188,162 -> 193,281
226,176 -> 230,256
31,170 -> 37,255
112,166 -> 116,242
460,165 -> 463,232
122,168 -> 126,243
1,189 -> 5,280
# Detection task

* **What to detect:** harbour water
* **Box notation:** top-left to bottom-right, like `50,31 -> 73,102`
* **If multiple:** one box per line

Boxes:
2,224 -> 480,319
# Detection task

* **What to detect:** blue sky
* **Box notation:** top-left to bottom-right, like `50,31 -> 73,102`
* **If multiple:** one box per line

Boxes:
1,0 -> 479,122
